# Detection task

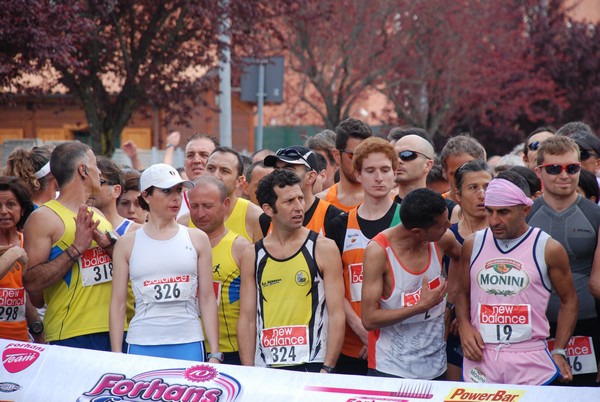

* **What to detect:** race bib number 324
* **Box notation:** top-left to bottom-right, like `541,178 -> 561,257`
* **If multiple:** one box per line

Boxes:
262,325 -> 310,366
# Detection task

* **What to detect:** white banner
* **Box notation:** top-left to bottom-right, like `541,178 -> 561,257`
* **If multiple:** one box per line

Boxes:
0,339 -> 598,401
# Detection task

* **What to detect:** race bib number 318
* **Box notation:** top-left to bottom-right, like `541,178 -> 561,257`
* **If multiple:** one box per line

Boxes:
79,247 -> 113,287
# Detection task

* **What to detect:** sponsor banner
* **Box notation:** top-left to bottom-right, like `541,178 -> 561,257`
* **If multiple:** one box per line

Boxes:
0,339 -> 597,401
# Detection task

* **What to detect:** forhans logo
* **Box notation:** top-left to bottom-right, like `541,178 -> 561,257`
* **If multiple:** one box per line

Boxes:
477,258 -> 530,296
78,366 -> 241,402
295,270 -> 309,286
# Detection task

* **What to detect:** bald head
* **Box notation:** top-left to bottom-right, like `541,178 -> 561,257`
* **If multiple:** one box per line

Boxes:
394,135 -> 435,193
395,135 -> 435,159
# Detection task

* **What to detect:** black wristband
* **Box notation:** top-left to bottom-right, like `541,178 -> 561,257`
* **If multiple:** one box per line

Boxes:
65,247 -> 78,261
321,364 -> 334,373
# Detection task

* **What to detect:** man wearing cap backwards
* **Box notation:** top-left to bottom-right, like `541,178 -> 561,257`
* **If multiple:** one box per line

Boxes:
326,137 -> 403,375
455,170 -> 577,385
23,142 -> 121,351
528,135 -> 600,386
258,146 -> 343,237
187,175 -> 252,365
238,169 -> 345,373
110,163 -> 221,362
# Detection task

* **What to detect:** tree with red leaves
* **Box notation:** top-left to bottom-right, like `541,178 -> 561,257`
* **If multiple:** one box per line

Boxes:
275,0 -> 400,130
528,0 -> 600,134
1,0 -> 295,155
379,0 -> 567,152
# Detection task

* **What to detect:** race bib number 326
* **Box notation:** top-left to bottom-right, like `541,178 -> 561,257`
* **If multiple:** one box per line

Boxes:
141,276 -> 195,304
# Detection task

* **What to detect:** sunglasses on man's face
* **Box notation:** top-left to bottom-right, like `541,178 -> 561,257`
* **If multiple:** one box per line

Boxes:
338,149 -> 354,160
538,163 -> 581,175
527,141 -> 540,152
580,149 -> 599,161
398,150 -> 432,162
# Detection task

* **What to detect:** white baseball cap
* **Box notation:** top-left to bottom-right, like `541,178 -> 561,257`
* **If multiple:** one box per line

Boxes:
140,163 -> 194,192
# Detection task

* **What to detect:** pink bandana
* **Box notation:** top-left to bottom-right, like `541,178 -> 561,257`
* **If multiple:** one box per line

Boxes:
484,178 -> 533,207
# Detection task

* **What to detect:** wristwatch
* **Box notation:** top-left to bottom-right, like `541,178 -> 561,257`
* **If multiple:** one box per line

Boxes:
207,352 -> 224,362
105,230 -> 118,246
29,321 -> 44,335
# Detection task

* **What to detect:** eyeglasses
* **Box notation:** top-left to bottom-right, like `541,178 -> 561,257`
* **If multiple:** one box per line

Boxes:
339,149 -> 354,160
580,149 -> 599,161
538,163 -> 581,175
527,141 -> 540,151
100,179 -> 117,186
398,150 -> 432,162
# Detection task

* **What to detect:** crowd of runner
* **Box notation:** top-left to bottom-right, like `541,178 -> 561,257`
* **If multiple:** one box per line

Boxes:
1,118 -> 599,387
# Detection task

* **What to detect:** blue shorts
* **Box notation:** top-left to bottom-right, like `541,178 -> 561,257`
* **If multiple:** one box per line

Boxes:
128,341 -> 205,362
50,332 -> 115,352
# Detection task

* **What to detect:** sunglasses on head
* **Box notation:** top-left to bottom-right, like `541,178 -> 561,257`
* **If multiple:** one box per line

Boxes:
527,141 -> 540,151
398,150 -> 432,162
276,147 -> 309,161
538,163 -> 581,175
580,149 -> 599,161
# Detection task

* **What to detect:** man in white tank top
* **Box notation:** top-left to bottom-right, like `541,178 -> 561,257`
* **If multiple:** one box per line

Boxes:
361,188 -> 461,379
455,171 -> 578,385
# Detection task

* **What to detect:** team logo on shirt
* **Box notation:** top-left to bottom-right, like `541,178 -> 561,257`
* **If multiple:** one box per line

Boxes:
477,258 -> 529,296
295,270 -> 309,286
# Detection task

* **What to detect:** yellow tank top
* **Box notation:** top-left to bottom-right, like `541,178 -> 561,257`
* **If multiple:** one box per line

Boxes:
254,231 -> 327,365
225,198 -> 251,242
43,200 -> 131,341
206,230 -> 241,353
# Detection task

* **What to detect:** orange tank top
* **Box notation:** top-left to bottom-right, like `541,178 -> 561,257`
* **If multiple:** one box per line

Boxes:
0,232 -> 28,341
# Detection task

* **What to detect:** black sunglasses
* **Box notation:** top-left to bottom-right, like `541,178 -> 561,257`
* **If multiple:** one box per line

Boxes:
100,179 -> 117,186
580,149 -> 599,161
527,141 -> 540,151
338,149 -> 354,160
398,150 -> 432,162
538,163 -> 581,175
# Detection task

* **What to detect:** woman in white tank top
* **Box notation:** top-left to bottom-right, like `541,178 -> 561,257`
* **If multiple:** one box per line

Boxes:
109,164 -> 221,363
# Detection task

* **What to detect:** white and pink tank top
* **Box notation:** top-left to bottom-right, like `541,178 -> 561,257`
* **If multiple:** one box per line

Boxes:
469,227 -> 552,345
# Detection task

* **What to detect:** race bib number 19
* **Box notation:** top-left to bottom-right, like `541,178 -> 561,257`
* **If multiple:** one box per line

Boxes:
79,247 -> 113,287
262,325 -> 310,366
479,304 -> 532,343
548,336 -> 597,375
